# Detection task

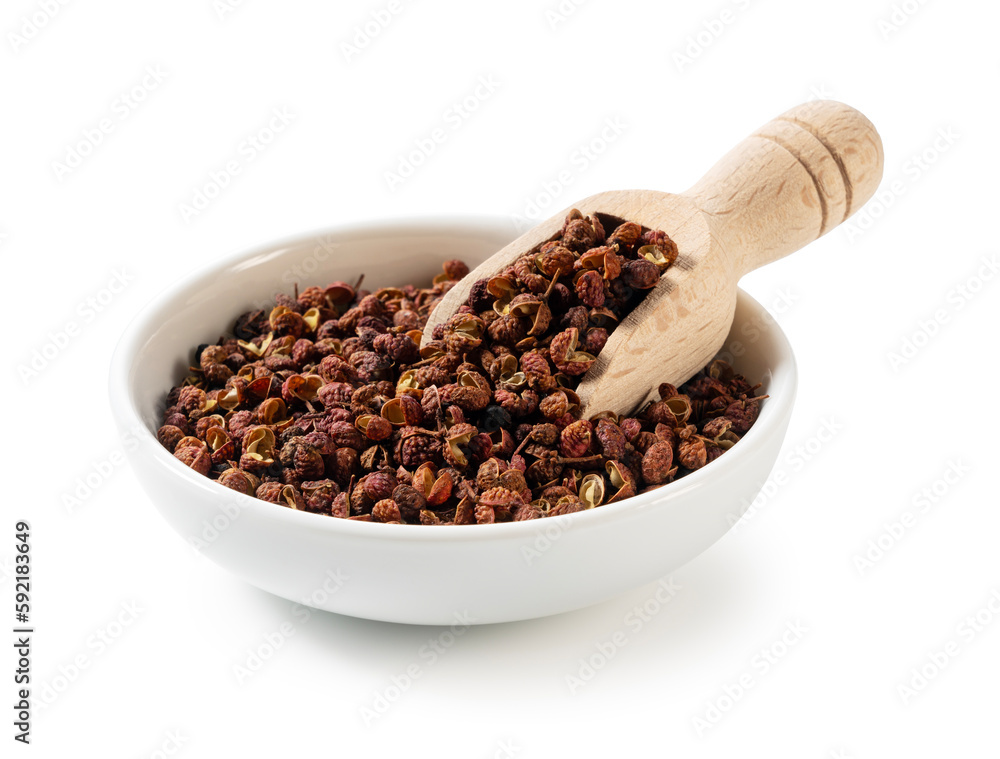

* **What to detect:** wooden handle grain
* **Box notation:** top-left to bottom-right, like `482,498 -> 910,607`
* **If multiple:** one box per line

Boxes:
684,100 -> 884,277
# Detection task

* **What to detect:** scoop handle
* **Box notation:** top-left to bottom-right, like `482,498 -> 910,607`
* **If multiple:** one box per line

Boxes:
684,100 -> 884,277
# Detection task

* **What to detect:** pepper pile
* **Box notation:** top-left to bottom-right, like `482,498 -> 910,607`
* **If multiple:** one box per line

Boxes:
158,210 -> 763,524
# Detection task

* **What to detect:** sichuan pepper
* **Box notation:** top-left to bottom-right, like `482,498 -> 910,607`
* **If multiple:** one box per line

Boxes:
158,210 -> 763,524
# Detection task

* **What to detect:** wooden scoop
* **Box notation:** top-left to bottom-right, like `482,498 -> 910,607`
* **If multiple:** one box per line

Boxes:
423,100 -> 884,417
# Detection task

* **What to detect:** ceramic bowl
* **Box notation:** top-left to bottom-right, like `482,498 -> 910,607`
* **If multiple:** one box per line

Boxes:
110,217 -> 797,625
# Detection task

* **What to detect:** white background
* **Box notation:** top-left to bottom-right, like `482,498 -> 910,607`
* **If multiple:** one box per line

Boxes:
4,0 -> 999,756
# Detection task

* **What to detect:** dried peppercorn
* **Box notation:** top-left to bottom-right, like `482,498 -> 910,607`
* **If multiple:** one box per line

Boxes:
157,209 -> 764,524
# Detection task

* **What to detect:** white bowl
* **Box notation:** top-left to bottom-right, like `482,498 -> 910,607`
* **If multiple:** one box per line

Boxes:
110,217 -> 797,625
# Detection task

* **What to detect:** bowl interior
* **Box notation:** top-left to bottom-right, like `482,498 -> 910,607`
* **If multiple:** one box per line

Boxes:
118,217 -> 790,437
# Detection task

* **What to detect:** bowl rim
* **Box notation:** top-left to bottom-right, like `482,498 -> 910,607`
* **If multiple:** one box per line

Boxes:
109,215 -> 797,544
